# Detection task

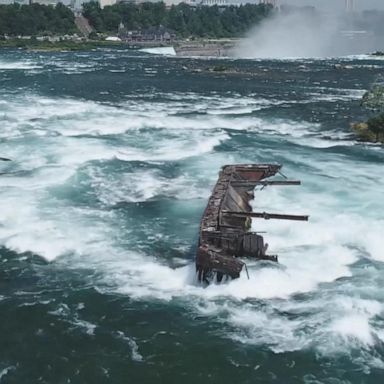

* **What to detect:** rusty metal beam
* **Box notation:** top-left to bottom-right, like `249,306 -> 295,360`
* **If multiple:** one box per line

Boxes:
230,180 -> 301,187
221,211 -> 309,221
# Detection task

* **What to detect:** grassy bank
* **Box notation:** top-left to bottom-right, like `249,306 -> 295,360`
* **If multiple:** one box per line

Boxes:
0,38 -> 129,51
0,37 -> 240,53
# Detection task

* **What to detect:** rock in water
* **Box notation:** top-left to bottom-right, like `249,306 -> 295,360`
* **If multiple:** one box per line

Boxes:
361,85 -> 384,111
351,122 -> 377,142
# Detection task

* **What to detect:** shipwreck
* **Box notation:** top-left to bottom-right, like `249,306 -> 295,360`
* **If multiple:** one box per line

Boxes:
196,164 -> 308,283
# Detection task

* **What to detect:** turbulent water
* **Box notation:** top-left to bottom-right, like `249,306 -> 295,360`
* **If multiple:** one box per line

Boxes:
0,48 -> 383,383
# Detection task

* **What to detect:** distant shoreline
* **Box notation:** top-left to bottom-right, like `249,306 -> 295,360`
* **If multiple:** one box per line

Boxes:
0,38 -> 238,57
0,39 -> 131,52
2,38 -> 382,59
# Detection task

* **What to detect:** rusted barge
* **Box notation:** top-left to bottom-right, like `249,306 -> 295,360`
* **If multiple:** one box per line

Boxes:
196,164 -> 308,283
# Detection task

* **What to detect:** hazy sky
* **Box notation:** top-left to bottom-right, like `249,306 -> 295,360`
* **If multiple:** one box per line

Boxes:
282,0 -> 384,11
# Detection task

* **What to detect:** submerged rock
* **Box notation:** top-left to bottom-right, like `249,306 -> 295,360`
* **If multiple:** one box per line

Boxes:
351,119 -> 384,144
352,84 -> 384,144
361,85 -> 384,111
351,122 -> 377,142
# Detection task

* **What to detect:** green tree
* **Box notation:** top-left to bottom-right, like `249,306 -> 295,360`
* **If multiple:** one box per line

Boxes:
80,2 -> 274,38
82,1 -> 104,32
367,113 -> 384,142
0,2 -> 75,36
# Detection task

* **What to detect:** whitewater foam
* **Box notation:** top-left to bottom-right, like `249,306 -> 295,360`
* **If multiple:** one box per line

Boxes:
140,47 -> 176,56
0,366 -> 16,381
1,53 -> 384,374
0,60 -> 42,70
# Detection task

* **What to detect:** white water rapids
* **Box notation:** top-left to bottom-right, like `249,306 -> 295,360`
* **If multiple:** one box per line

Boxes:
0,52 -> 383,375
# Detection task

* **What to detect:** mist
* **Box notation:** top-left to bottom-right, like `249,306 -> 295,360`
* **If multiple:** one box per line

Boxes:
234,8 -> 379,59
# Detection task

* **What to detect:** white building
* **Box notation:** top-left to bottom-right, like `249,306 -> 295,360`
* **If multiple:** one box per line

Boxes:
0,0 -> 71,5
200,0 -> 228,5
0,0 -> 30,4
32,0 -> 59,5
99,0 -> 116,7
160,0 -> 234,6
186,0 -> 229,6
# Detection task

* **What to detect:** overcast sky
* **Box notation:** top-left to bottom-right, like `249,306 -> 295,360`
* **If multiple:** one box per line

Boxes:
281,0 -> 384,11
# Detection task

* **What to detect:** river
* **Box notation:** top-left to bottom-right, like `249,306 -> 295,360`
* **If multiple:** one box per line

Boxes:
0,48 -> 383,383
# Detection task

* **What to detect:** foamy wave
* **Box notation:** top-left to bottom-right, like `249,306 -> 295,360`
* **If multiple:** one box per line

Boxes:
0,60 -> 42,70
115,331 -> 144,362
0,366 -> 16,380
308,89 -> 366,102
85,151 -> 384,369
1,78 -> 383,372
226,294 -> 384,364
0,92 -> 359,152
344,54 -> 384,61
117,133 -> 227,162
87,168 -> 210,205
330,315 -> 374,345
140,46 -> 176,56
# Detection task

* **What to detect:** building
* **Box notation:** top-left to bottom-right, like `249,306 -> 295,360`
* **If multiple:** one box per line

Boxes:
31,0 -> 58,4
200,0 -> 228,5
99,0 -> 116,7
187,0 -> 229,6
259,0 -> 277,6
119,24 -> 175,42
0,0 -> 57,4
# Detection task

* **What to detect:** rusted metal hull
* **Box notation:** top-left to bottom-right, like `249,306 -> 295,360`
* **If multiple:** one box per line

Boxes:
196,164 -> 308,283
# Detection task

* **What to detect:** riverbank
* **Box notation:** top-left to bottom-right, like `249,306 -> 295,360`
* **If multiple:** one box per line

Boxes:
0,37 -> 238,56
174,39 -> 237,57
0,39 -> 128,52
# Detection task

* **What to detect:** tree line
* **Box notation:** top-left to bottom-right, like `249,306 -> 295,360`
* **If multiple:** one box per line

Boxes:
82,1 -> 274,38
0,1 -> 273,39
0,3 -> 75,36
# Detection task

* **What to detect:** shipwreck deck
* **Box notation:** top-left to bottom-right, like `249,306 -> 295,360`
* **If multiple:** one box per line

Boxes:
196,164 -> 308,283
